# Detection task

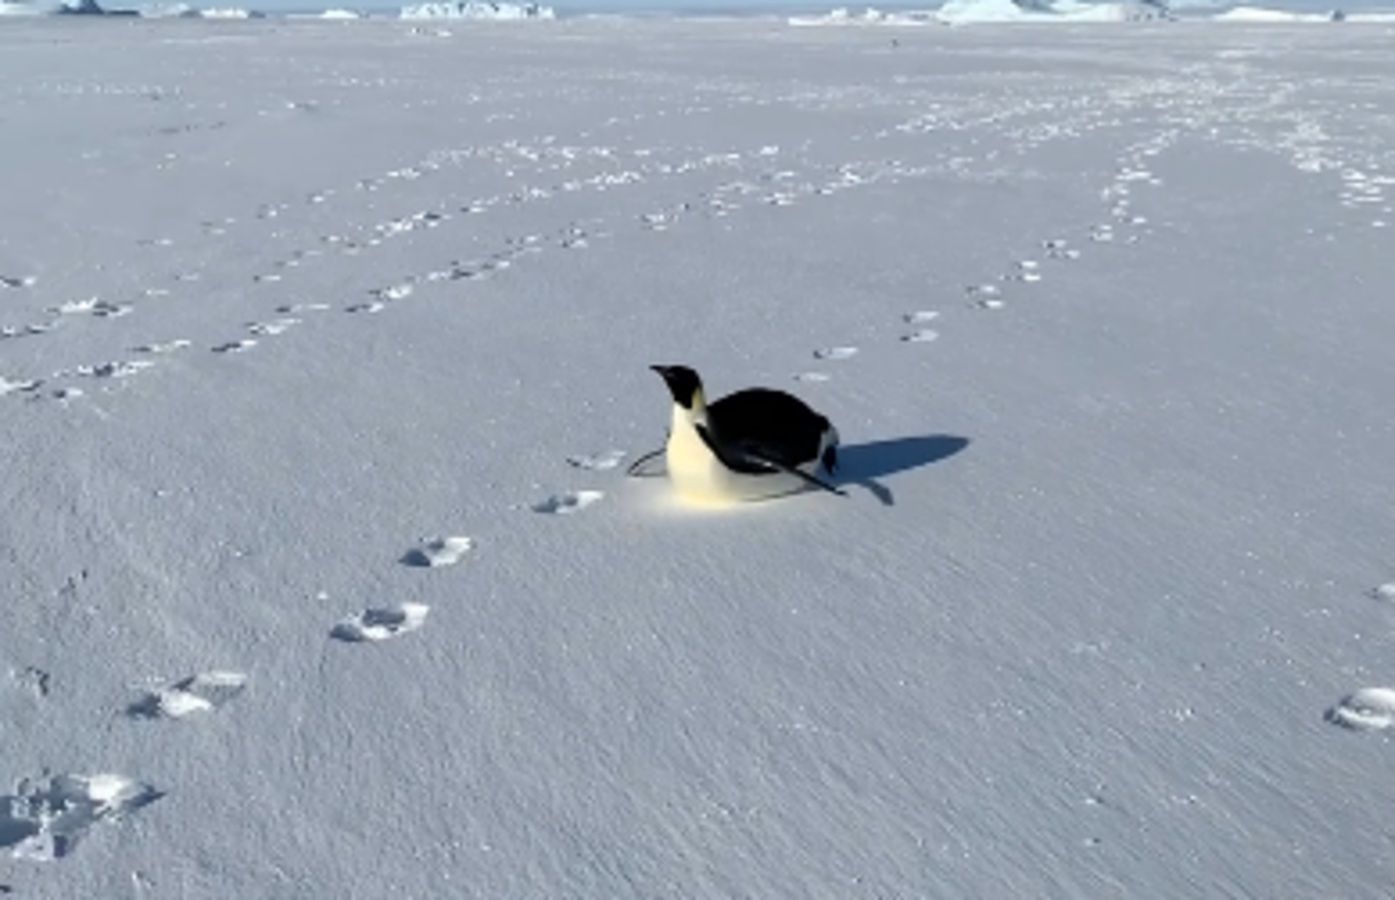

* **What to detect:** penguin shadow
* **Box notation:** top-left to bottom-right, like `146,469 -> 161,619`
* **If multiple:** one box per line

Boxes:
836,435 -> 970,506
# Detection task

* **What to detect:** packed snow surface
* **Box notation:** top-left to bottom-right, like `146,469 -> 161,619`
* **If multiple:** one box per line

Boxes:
3,16 -> 1395,899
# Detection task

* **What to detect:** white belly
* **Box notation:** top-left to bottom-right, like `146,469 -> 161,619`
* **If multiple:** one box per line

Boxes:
664,417 -> 835,504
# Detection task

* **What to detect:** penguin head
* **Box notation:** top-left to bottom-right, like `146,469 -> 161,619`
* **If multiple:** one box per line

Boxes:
650,364 -> 705,411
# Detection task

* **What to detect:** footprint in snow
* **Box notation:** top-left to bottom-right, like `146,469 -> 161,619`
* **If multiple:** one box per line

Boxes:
331,603 -> 430,643
11,666 -> 50,698
813,346 -> 858,361
134,339 -> 191,354
0,773 -> 163,861
1369,582 -> 1395,603
276,303 -> 331,314
212,339 -> 257,354
346,302 -> 385,314
246,318 -> 300,336
373,282 -> 414,301
904,310 -> 940,324
531,490 -> 604,515
127,670 -> 247,719
0,274 -> 37,289
566,450 -> 626,471
68,360 -> 155,380
1043,239 -> 1080,260
1010,260 -> 1042,283
1326,687 -> 1395,731
400,536 -> 474,568
0,376 -> 43,397
49,297 -> 100,316
793,371 -> 830,383
901,329 -> 940,343
966,284 -> 1004,309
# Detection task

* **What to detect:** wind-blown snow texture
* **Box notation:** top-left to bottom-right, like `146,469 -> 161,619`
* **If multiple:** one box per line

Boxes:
2,17 -> 1395,899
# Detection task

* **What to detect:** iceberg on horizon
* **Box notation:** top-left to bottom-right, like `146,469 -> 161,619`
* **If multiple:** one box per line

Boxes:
400,0 -> 554,20
935,0 -> 1171,23
1210,5 -> 1395,21
788,7 -> 939,26
790,0 -> 1171,26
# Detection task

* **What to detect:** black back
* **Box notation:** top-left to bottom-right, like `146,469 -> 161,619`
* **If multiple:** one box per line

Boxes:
707,388 -> 829,471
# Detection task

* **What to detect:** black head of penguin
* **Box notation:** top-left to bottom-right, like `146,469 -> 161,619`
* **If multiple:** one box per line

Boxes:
650,365 -> 704,410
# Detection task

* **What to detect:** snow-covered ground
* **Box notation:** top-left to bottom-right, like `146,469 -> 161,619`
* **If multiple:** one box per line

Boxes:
3,16 -> 1395,898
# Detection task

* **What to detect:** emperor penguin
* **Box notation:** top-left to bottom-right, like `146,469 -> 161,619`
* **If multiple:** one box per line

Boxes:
630,364 -> 844,502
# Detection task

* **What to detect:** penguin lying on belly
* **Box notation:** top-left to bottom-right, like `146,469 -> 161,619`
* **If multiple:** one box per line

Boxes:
629,364 -> 845,503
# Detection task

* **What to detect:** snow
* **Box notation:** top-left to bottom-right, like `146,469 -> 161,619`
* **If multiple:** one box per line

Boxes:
4,15 -> 1395,899
400,1 -> 554,20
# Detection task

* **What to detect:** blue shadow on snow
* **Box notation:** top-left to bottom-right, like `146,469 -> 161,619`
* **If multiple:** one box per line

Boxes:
836,434 -> 970,506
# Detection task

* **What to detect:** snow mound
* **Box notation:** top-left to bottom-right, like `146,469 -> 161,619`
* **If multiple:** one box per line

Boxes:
935,0 -> 1170,23
400,1 -> 554,20
788,7 -> 939,26
1327,687 -> 1395,731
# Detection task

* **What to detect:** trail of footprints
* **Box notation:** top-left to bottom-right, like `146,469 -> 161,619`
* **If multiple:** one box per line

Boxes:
4,107 -> 1161,403
5,500 -> 605,861
1,135 -> 1015,401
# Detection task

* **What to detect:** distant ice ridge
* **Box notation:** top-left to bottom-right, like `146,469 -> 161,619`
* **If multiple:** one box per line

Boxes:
935,0 -> 1171,23
788,6 -> 938,25
790,0 -> 1171,25
135,2 -> 194,14
1212,6 -> 1395,21
197,6 -> 260,17
400,0 -> 554,19
286,6 -> 362,16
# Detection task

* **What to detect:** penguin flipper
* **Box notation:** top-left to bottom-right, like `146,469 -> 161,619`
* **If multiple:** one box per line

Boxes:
695,425 -> 847,498
626,448 -> 667,478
